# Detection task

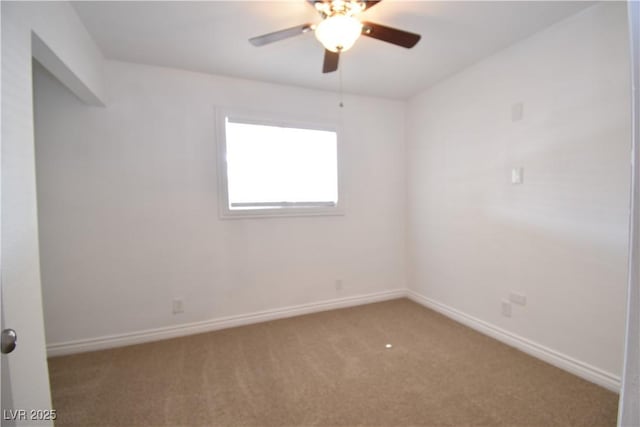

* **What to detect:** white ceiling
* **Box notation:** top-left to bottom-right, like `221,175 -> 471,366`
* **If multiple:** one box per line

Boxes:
72,1 -> 594,99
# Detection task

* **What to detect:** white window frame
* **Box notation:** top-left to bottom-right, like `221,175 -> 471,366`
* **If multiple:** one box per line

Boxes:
216,108 -> 345,219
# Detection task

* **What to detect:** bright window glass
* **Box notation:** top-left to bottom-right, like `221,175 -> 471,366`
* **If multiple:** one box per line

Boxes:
223,117 -> 339,213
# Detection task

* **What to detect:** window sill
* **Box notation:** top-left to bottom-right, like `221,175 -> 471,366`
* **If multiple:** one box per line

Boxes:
218,206 -> 345,220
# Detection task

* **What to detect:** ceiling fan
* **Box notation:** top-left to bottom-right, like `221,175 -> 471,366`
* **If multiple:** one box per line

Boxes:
249,0 -> 421,73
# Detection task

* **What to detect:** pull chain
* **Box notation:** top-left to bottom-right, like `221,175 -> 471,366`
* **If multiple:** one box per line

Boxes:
339,55 -> 344,108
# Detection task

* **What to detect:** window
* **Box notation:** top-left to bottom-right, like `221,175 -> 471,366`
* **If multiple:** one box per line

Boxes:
216,109 -> 342,218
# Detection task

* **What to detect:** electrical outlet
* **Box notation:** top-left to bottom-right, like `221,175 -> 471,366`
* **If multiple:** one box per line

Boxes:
335,279 -> 343,291
511,102 -> 524,122
509,292 -> 527,306
501,299 -> 512,318
172,298 -> 184,314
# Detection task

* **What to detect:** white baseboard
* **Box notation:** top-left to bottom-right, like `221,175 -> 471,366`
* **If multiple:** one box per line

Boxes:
47,287 -> 622,393
406,290 -> 621,392
46,289 -> 406,357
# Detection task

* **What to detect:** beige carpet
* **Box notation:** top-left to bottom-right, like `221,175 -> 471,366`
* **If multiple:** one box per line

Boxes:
48,298 -> 618,426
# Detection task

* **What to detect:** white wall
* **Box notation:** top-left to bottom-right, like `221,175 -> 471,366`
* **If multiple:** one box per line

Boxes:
33,60 -> 407,347
1,0 -> 104,419
407,2 -> 630,383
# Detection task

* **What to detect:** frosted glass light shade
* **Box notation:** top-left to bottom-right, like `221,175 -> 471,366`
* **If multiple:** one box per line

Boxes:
315,15 -> 363,53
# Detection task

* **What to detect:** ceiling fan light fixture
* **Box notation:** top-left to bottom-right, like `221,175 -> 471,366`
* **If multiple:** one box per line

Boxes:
249,0 -> 421,74
315,14 -> 363,53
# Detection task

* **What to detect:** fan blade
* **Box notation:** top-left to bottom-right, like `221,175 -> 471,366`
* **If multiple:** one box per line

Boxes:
363,0 -> 382,11
361,21 -> 421,48
322,49 -> 339,73
249,24 -> 313,46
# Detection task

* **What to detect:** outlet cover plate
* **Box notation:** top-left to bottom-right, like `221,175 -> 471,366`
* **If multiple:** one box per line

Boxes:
501,299 -> 512,317
172,299 -> 184,314
509,292 -> 527,306
511,167 -> 523,185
